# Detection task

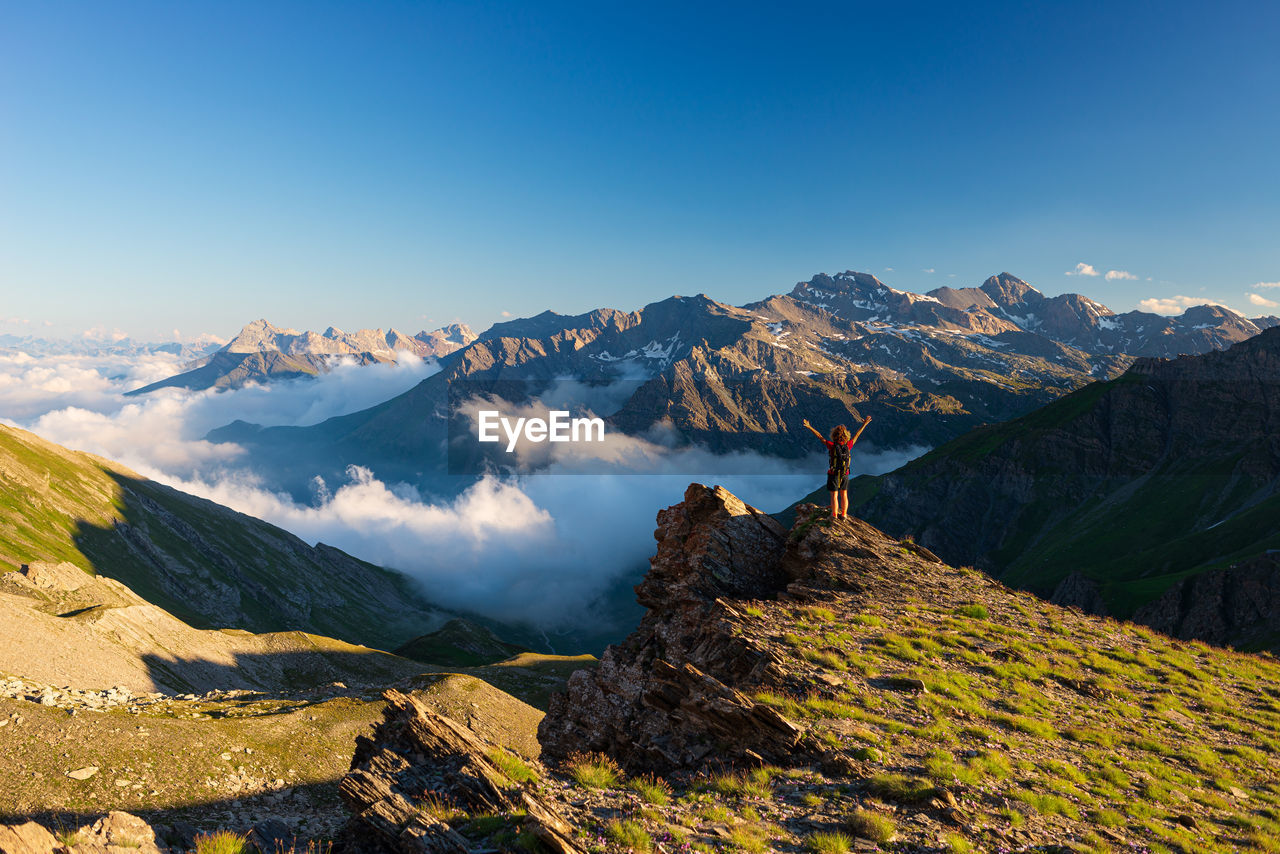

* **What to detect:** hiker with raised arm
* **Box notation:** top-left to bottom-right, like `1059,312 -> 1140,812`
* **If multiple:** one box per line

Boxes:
802,415 -> 872,520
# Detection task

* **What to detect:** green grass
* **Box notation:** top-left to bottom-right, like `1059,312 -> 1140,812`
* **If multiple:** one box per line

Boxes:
488,748 -> 539,784
867,773 -> 938,803
954,604 -> 989,620
807,831 -> 852,854
194,832 -> 253,854
710,768 -> 775,799
726,825 -> 770,854
991,713 -> 1057,740
626,774 -> 672,806
54,829 -> 82,847
846,809 -> 896,842
605,819 -> 652,853
1011,790 -> 1080,819
417,793 -> 466,823
567,752 -> 621,789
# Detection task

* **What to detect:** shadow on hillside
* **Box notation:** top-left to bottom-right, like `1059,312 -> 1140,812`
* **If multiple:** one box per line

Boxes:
137,650 -> 436,699
0,780 -> 353,846
135,647 -> 590,712
67,469 -> 442,654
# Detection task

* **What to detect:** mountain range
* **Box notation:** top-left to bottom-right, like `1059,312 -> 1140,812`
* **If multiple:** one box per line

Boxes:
0,333 -> 224,362
127,319 -> 476,394
201,271 -> 1275,495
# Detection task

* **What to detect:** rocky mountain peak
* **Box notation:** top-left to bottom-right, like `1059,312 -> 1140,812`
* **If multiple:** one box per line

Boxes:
980,272 -> 1043,308
1180,302 -> 1259,333
795,270 -> 888,297
224,319 -> 300,353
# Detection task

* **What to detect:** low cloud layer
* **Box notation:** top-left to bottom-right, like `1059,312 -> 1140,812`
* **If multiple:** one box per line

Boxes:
0,349 -> 927,634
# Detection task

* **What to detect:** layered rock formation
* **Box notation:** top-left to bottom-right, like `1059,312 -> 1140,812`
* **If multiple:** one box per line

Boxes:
539,484 -> 804,771
340,690 -> 581,854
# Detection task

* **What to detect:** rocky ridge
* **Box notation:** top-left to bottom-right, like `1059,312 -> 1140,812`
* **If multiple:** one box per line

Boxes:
129,319 -> 476,394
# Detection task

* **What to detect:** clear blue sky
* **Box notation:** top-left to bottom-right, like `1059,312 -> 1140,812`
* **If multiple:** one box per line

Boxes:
2,0 -> 1278,340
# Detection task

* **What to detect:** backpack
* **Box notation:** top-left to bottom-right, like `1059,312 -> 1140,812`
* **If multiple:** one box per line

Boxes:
829,441 -> 851,479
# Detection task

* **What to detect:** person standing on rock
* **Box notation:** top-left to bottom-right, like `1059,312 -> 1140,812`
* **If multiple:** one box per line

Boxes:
802,415 -> 872,520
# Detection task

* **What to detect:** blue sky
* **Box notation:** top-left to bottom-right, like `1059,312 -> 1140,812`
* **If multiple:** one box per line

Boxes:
2,0 -> 1278,341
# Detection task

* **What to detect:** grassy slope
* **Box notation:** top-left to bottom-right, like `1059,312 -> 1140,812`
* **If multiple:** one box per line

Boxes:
509,513 -> 1280,853
734,521 -> 1280,852
395,618 -> 529,667
0,423 -> 436,650
839,368 -> 1278,614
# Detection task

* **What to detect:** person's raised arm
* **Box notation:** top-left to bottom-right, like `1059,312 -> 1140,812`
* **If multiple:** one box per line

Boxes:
849,415 -> 873,446
801,418 -> 826,441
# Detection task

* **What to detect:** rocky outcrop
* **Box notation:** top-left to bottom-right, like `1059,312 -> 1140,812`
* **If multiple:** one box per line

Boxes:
339,689 -> 580,854
1132,554 -> 1280,649
0,812 -> 162,854
538,484 -> 805,773
1050,572 -> 1108,617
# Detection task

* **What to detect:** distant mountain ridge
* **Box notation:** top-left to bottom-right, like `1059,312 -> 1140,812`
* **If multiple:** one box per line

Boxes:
793,270 -> 1277,356
128,319 -> 476,394
0,333 -> 223,361
208,270 -> 1276,494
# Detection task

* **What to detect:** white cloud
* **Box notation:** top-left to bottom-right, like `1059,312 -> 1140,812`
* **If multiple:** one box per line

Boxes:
0,351 -> 187,420
500,311 -> 513,318
1249,293 -> 1280,308
0,351 -> 932,632
1254,281 -> 1280,289
1067,263 -> 1101,277
922,268 -> 935,274
81,325 -> 129,342
1105,270 -> 1137,281
1137,295 -> 1230,315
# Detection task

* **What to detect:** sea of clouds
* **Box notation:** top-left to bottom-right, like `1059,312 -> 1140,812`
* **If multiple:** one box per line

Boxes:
0,349 -> 926,636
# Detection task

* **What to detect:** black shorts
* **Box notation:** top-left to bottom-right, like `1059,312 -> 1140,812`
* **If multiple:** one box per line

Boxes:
826,471 -> 848,492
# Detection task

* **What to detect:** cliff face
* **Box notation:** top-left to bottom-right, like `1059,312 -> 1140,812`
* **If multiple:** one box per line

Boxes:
1131,554 -> 1280,650
537,484 -> 801,772
850,326 -> 1280,634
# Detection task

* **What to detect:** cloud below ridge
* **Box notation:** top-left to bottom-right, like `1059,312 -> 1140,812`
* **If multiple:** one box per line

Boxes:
0,350 -> 926,632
